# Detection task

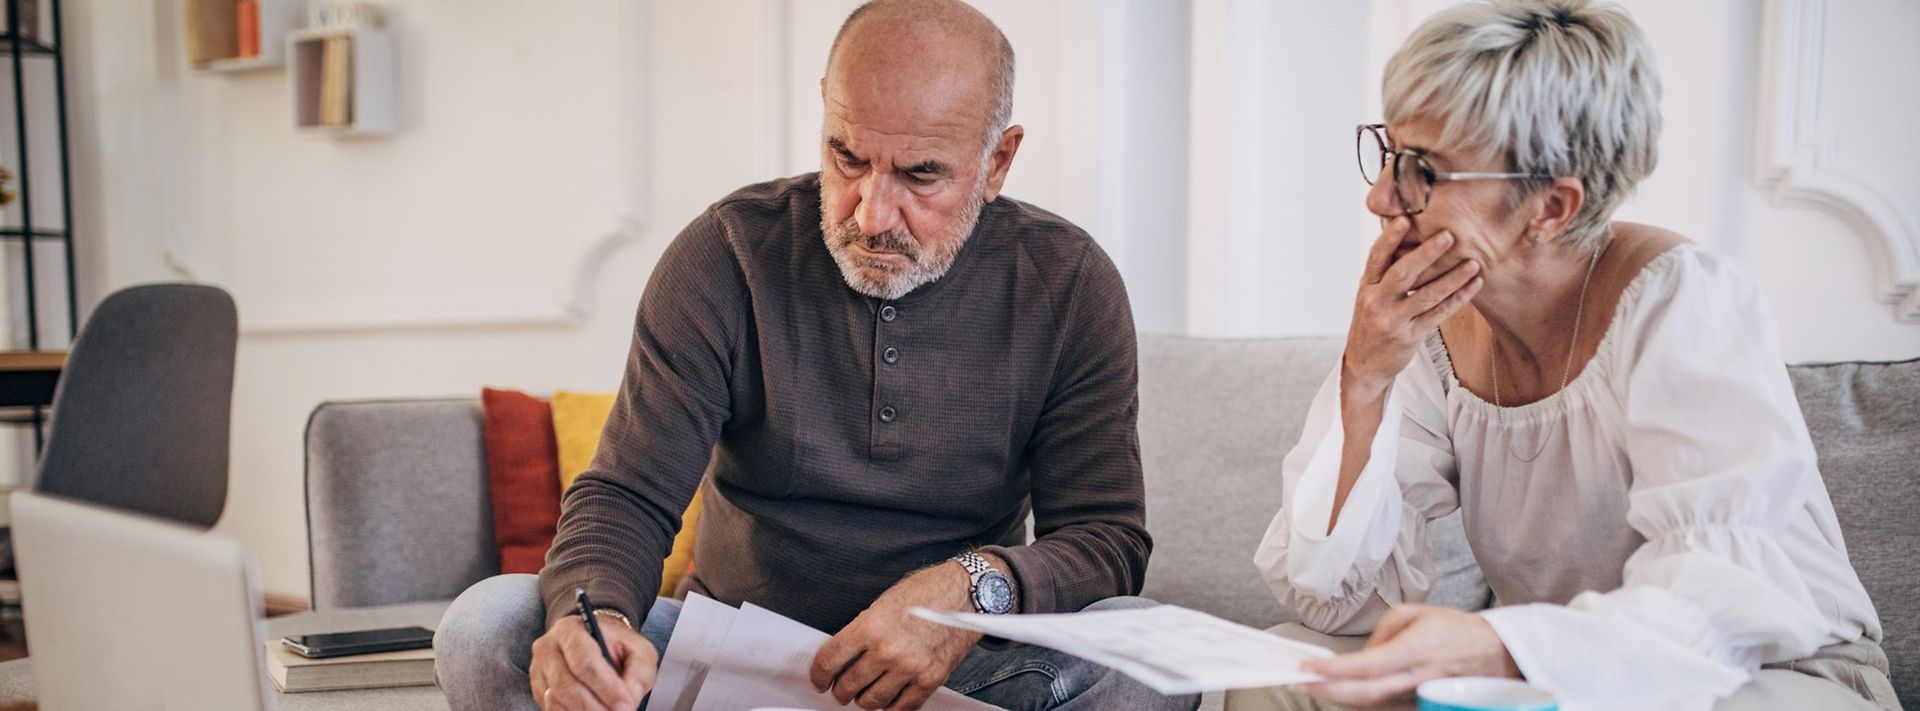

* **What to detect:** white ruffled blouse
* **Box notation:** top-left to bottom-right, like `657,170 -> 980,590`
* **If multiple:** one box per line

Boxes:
1253,245 -> 1882,710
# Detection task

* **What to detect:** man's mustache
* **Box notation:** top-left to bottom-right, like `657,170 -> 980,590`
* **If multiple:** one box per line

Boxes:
863,231 -> 920,257
832,219 -> 922,261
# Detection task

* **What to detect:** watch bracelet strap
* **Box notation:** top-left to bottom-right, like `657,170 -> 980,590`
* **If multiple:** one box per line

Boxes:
954,551 -> 992,578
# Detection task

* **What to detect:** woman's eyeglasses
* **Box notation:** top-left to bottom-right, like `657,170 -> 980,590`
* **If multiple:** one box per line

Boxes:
1356,123 -> 1549,215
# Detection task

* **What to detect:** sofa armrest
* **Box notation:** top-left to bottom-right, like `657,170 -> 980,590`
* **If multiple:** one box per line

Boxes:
305,398 -> 499,609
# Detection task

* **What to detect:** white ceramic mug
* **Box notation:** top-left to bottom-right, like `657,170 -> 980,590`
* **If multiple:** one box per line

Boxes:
1417,677 -> 1558,711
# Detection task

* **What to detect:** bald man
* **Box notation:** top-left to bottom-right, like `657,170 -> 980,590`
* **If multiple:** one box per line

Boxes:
434,2 -> 1195,710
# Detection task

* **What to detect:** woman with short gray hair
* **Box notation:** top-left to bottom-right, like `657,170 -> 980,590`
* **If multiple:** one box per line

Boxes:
1243,1 -> 1893,709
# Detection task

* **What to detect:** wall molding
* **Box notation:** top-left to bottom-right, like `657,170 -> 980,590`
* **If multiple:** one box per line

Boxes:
191,5 -> 655,336
1754,0 -> 1920,323
233,213 -> 645,335
164,202 -> 648,337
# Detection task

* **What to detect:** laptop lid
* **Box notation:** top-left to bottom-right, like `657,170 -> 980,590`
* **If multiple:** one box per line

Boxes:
11,491 -> 275,711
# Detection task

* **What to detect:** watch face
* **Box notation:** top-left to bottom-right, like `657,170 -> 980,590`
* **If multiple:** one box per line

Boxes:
976,571 -> 1016,614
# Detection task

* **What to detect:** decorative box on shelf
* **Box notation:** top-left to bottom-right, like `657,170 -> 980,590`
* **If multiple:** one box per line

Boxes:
2,0 -> 43,47
288,25 -> 394,137
183,0 -> 298,73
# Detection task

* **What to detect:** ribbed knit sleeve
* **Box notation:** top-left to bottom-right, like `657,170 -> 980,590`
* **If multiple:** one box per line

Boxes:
982,243 -> 1152,613
539,209 -> 744,627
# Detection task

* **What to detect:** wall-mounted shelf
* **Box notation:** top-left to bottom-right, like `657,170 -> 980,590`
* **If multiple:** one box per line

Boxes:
200,54 -> 281,73
288,26 -> 394,136
184,0 -> 298,72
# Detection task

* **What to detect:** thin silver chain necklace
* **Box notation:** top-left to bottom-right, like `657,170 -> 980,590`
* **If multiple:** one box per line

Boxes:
1489,243 -> 1603,463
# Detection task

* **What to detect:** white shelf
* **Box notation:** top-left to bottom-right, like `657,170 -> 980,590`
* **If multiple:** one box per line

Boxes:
201,55 -> 282,73
185,0 -> 299,73
288,26 -> 395,137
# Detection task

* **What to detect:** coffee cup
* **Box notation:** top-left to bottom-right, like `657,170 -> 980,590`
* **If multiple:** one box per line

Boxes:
1417,677 -> 1557,711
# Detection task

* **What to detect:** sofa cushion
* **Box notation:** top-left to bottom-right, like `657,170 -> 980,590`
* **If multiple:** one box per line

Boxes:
551,390 -> 704,597
306,398 -> 498,609
1136,335 -> 1489,629
480,388 -> 563,575
1789,358 -> 1919,707
553,391 -> 620,491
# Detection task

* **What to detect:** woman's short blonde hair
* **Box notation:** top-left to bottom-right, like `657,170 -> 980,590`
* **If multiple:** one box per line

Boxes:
1383,0 -> 1661,250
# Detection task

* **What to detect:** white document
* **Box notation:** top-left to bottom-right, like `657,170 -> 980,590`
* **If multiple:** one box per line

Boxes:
913,604 -> 1333,695
652,594 -> 1001,711
650,594 -> 740,711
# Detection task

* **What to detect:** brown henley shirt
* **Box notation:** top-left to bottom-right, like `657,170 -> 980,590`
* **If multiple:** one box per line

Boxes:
540,174 -> 1150,634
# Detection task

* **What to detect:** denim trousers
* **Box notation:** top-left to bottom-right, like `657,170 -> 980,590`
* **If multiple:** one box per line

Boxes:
436,574 -> 1200,711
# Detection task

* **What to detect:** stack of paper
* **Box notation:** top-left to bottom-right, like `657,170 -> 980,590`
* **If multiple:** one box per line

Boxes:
650,594 -> 1003,711
912,605 -> 1333,695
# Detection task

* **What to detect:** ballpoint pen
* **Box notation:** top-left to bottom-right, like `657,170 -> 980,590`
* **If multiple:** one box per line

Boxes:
575,586 -> 616,665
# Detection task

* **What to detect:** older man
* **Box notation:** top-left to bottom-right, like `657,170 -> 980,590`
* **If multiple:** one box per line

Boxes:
434,2 -> 1196,710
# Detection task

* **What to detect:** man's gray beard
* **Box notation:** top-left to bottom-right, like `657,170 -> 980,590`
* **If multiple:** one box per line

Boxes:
821,186 -> 985,301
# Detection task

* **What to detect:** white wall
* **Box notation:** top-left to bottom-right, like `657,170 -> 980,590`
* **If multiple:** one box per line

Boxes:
48,0 -> 1919,596
66,0 -> 681,596
1604,0 -> 1920,362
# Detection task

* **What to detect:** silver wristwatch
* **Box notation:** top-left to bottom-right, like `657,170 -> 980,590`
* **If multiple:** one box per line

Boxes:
953,551 -> 1016,615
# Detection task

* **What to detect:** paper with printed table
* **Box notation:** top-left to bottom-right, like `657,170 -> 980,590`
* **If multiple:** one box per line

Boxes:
912,604 -> 1333,695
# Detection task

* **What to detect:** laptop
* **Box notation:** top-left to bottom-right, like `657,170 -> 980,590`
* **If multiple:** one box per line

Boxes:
11,491 -> 277,711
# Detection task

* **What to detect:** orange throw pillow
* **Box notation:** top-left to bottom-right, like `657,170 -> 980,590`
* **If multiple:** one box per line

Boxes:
479,388 -> 563,575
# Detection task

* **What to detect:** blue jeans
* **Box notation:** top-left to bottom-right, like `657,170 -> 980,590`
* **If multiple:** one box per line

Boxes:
436,574 -> 1199,711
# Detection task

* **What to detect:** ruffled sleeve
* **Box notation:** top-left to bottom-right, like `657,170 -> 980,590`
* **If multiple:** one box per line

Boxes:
1480,249 -> 1838,710
1253,344 -> 1460,635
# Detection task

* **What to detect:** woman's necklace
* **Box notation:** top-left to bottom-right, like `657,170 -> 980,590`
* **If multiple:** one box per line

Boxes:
1489,244 -> 1603,462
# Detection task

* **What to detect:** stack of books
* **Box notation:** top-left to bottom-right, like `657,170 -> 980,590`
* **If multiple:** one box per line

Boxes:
236,0 -> 261,58
317,36 -> 354,127
0,577 -> 21,657
264,641 -> 434,693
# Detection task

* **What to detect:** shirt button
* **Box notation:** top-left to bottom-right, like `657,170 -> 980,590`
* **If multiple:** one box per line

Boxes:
878,406 -> 897,423
883,347 -> 899,364
880,305 -> 897,322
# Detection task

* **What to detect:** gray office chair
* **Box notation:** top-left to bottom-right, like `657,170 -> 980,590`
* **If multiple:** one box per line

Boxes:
32,283 -> 237,528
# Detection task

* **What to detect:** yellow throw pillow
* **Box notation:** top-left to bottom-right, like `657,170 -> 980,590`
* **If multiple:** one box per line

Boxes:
551,391 -> 618,492
551,390 -> 704,597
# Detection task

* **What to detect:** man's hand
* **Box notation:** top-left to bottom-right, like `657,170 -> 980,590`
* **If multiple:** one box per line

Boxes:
810,557 -> 999,710
530,613 -> 659,711
1295,604 -> 1521,709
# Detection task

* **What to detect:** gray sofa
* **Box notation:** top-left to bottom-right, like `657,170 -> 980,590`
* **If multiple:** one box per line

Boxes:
301,335 -> 1914,708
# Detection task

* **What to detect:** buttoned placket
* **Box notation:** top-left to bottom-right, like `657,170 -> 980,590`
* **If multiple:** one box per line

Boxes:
870,301 -> 905,459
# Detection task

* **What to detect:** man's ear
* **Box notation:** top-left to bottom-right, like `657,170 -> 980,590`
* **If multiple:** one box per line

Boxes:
981,125 -> 1024,202
1528,176 -> 1585,242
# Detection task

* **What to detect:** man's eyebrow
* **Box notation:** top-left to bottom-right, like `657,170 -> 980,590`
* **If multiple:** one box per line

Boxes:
899,160 -> 948,175
827,137 -> 862,160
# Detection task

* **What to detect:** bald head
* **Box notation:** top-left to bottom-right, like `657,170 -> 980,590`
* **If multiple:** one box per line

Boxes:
825,0 -> 1015,151
814,0 -> 1026,302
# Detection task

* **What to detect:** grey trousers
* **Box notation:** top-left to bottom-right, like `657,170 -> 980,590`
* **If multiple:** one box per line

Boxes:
1222,623 -> 1903,711
435,574 -> 1200,711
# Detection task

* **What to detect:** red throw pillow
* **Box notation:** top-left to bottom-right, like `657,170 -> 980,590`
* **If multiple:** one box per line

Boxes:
480,388 -> 564,574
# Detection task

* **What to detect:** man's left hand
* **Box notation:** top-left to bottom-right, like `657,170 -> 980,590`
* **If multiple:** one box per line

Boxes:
1295,604 -> 1521,709
810,557 -> 996,710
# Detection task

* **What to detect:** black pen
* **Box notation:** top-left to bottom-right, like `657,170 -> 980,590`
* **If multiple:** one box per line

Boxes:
575,587 -> 616,666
